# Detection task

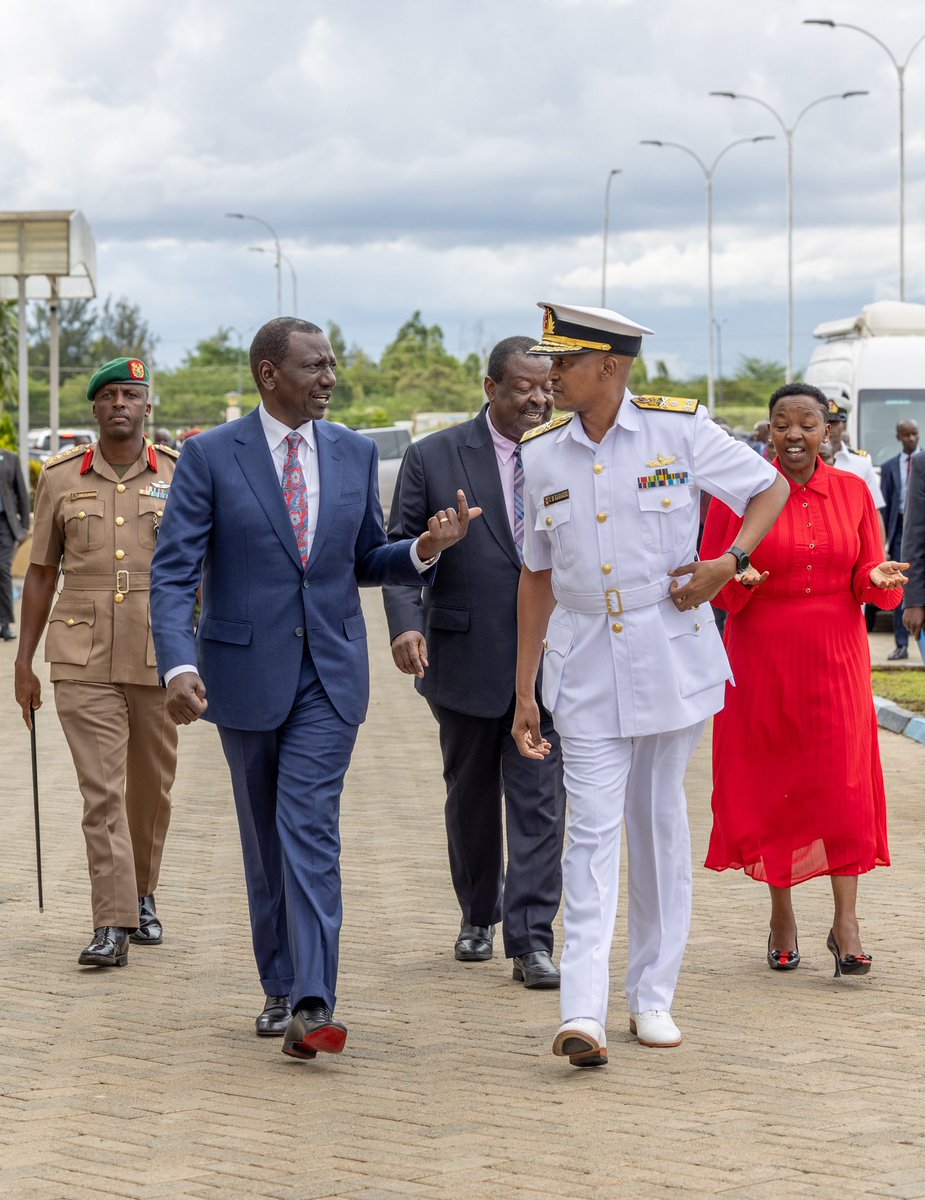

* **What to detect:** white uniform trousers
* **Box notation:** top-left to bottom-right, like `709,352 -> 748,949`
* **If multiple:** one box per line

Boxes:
558,722 -> 705,1027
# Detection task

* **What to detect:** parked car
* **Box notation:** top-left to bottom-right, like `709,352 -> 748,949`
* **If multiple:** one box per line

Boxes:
355,426 -> 412,520
28,428 -> 95,462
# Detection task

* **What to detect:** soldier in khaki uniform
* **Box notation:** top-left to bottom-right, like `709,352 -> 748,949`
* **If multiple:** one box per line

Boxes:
14,357 -> 180,968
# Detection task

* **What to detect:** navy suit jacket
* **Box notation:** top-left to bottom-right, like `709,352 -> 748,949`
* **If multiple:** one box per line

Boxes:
880,453 -> 903,552
150,407 -> 430,730
382,406 -> 526,719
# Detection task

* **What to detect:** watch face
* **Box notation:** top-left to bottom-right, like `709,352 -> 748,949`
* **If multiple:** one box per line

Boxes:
737,552 -> 750,572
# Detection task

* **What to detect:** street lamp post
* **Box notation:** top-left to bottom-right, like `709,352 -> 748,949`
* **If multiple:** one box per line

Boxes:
640,136 -> 774,414
804,20 -> 925,300
601,168 -> 622,307
225,212 -> 283,315
250,246 -> 298,315
710,89 -> 867,379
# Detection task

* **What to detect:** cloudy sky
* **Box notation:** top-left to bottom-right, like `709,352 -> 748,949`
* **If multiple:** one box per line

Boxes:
2,0 -> 925,380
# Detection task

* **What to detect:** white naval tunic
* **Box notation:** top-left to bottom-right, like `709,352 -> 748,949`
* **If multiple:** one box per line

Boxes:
522,395 -> 779,738
833,445 -> 885,508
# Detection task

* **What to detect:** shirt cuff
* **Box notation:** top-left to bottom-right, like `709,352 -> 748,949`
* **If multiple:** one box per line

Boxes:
164,664 -> 198,684
411,539 -> 439,572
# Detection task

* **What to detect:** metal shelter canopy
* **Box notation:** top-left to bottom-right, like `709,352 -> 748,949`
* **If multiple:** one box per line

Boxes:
0,211 -> 97,480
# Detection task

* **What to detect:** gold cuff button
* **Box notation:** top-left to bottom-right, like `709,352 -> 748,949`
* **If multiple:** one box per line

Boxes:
116,483 -> 126,493
597,512 -> 607,523
662,498 -> 672,509
115,516 -> 125,526
115,549 -> 125,560
602,563 -> 613,575
114,593 -> 125,603
545,516 -> 553,527
594,464 -> 604,474
66,618 -> 75,626
611,622 -> 623,633
77,511 -> 86,520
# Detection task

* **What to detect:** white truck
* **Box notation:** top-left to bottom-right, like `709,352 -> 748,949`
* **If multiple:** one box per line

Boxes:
803,300 -> 925,466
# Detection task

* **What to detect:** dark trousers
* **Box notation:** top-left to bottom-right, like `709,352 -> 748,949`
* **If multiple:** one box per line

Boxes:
427,695 -> 566,958
218,648 -> 358,1013
891,523 -> 909,648
0,518 -> 15,627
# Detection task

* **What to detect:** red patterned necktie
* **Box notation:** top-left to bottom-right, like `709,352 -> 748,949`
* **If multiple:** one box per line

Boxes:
282,432 -> 309,566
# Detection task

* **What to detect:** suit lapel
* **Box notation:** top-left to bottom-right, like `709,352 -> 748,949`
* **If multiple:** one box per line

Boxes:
234,408 -> 304,572
459,409 -> 520,568
310,421 -> 344,566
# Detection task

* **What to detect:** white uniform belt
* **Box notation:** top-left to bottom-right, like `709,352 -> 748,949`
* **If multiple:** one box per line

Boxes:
553,579 -> 669,616
62,571 -> 151,593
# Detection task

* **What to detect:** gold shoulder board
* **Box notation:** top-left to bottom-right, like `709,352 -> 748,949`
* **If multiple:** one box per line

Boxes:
850,447 -> 869,457
632,395 -> 700,415
520,413 -> 573,443
43,445 -> 86,468
154,443 -> 180,459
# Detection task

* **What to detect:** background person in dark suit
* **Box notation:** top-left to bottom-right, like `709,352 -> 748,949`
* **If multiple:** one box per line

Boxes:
902,452 -> 925,655
383,337 -> 566,988
880,419 -> 921,658
150,318 -> 478,1062
0,447 -> 30,641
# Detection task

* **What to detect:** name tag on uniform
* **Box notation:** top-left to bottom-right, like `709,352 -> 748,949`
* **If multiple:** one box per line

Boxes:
543,490 -> 569,506
69,490 -> 98,500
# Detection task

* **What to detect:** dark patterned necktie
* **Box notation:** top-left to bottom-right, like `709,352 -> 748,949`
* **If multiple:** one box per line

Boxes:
512,444 -> 524,561
282,432 -> 309,566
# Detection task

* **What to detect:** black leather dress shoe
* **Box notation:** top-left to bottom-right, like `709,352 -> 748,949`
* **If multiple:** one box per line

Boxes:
455,923 -> 494,961
129,894 -> 163,945
0,625 -> 15,641
78,927 -> 130,967
282,999 -> 347,1059
512,950 -> 561,989
888,646 -> 909,660
256,995 -> 292,1036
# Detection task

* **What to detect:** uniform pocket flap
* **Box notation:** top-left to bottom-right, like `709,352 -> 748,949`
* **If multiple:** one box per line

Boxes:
535,500 -> 571,530
138,495 -> 165,515
48,601 -> 96,628
200,616 -> 253,645
343,613 -> 367,641
636,487 -> 693,514
659,600 -> 711,638
428,606 -> 470,632
63,498 -> 105,520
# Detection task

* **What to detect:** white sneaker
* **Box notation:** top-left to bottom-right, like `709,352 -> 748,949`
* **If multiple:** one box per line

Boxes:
629,1010 -> 682,1047
552,1018 -> 608,1068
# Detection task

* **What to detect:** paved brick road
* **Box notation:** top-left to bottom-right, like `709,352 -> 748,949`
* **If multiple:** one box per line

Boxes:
1,594 -> 923,1200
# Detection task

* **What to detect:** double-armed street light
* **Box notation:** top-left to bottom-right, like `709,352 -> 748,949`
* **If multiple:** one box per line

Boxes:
250,246 -> 299,315
804,20 -> 925,300
640,136 -> 774,414
601,168 -> 622,307
710,89 -> 867,379
225,212 -> 283,316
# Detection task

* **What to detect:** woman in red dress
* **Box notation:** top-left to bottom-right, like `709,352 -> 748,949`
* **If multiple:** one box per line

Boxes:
701,383 -> 907,976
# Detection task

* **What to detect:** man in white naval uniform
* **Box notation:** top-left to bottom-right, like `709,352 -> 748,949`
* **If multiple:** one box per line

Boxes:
513,302 -> 788,1068
826,401 -> 885,509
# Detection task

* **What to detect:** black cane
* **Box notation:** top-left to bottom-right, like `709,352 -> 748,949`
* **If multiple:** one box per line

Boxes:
29,704 -> 44,913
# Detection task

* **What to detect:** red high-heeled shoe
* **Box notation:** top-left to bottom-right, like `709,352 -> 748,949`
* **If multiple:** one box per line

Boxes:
826,930 -> 872,977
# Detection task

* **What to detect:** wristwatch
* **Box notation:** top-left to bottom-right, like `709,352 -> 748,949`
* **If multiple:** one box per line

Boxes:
724,545 -> 750,573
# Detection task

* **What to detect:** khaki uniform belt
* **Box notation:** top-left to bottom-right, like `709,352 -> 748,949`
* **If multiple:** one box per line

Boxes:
554,579 -> 670,617
62,571 -> 152,593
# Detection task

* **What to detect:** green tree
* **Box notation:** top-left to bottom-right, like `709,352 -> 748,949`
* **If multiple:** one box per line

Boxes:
155,330 -> 256,428
0,302 -> 17,415
28,298 -> 97,378
90,296 -> 157,365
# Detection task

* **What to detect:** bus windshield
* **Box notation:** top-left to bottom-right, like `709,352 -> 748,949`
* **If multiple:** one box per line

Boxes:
858,389 -> 925,466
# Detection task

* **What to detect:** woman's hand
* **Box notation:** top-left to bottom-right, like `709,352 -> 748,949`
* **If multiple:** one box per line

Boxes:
737,566 -> 769,589
870,560 -> 909,589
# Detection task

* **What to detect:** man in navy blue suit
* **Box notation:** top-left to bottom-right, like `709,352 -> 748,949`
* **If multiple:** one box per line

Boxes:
880,418 -> 921,659
150,318 -> 478,1061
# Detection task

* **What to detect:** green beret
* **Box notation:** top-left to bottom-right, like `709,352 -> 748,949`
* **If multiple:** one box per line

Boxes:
87,357 -> 150,401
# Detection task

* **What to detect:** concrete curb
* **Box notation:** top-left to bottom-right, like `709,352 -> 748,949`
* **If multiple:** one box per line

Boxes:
874,693 -> 925,744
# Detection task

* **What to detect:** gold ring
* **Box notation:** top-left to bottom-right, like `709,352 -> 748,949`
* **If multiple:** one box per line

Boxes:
438,516 -> 449,524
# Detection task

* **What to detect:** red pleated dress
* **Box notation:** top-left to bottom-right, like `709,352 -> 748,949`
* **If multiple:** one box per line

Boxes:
700,459 -> 900,887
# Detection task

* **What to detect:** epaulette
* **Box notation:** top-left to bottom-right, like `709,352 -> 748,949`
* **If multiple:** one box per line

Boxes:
520,413 -> 573,443
154,443 -> 180,459
632,395 -> 700,415
42,445 -> 86,469
848,447 -> 869,457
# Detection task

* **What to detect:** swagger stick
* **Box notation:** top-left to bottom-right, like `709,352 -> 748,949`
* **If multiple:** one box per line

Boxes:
29,704 -> 44,912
